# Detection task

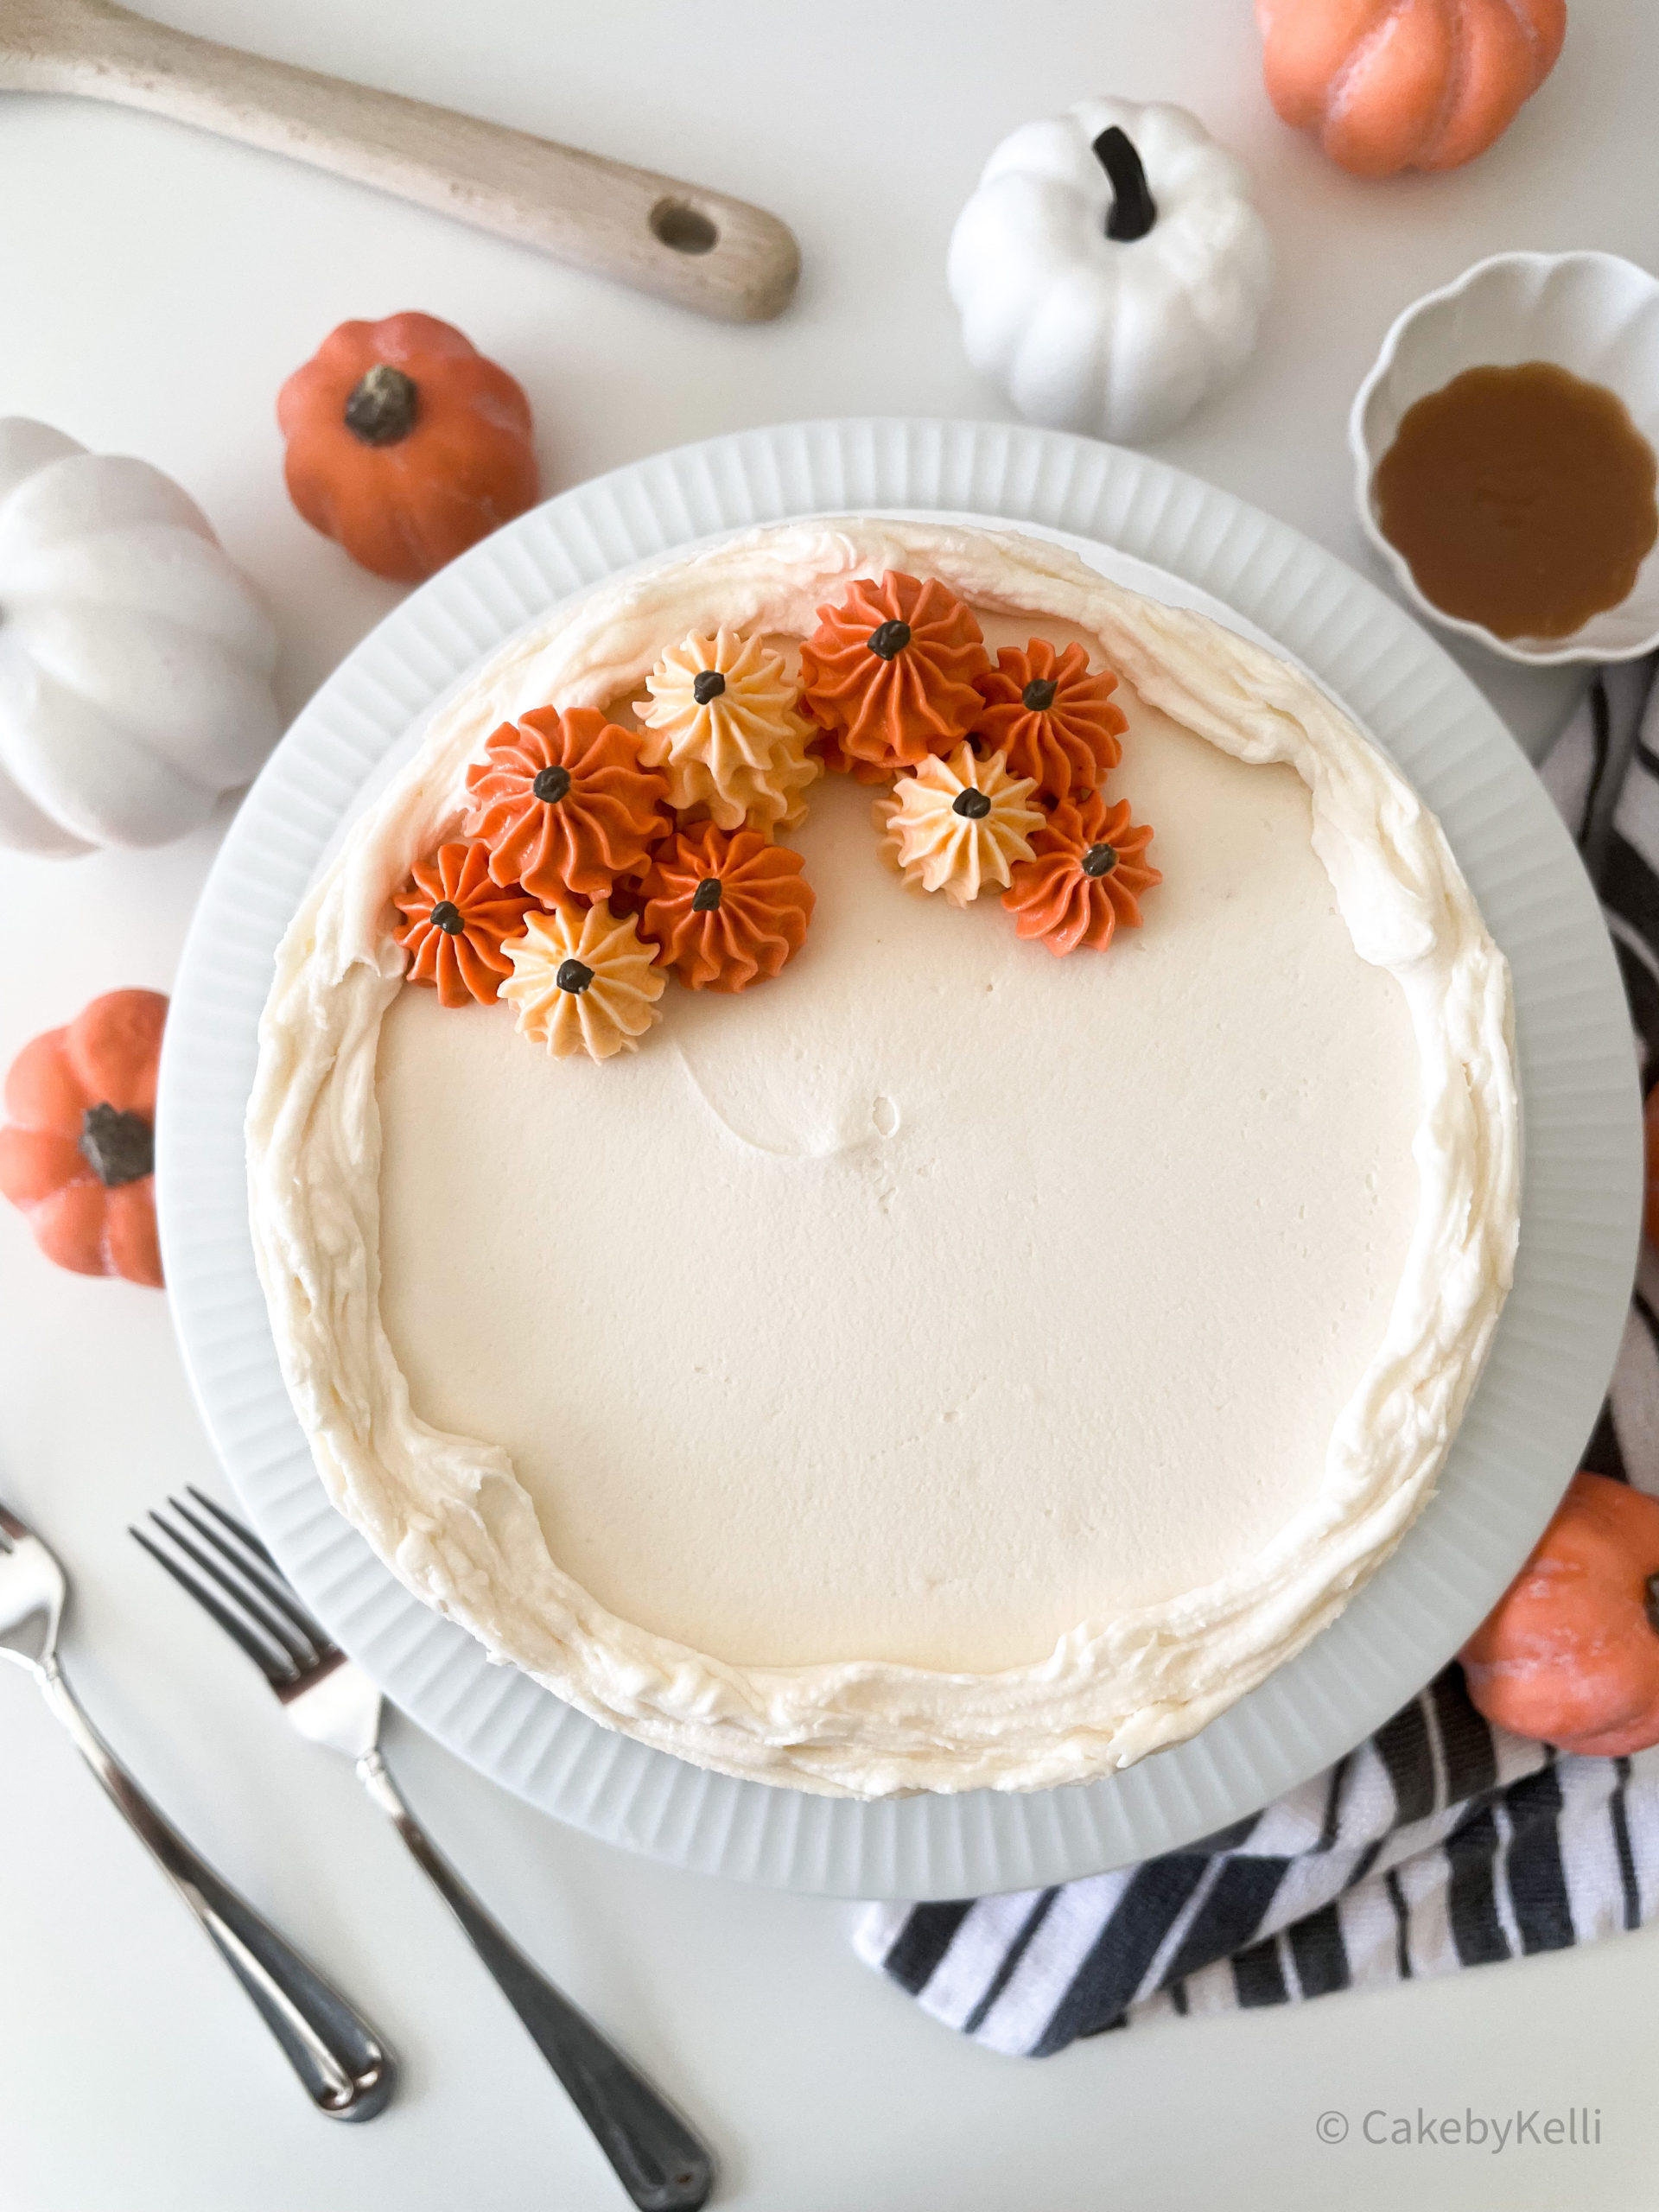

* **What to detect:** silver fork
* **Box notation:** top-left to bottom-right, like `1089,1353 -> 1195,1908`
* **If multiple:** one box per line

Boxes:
0,1497 -> 392,2119
136,1490 -> 714,2212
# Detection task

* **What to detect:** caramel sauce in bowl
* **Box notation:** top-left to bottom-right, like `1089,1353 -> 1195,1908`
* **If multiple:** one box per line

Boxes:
1351,252 -> 1659,664
1374,364 -> 1657,643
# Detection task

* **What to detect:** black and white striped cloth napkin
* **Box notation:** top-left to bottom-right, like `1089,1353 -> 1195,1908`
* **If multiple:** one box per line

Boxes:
855,654 -> 1659,2057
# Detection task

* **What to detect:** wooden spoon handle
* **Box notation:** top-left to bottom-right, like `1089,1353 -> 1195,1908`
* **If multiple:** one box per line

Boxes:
10,0 -> 799,321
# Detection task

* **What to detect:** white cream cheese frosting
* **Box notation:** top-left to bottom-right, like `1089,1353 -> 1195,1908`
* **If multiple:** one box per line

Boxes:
247,519 -> 1519,1798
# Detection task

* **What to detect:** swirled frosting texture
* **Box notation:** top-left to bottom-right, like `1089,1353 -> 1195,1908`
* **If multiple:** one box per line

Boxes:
798,571 -> 991,772
463,706 -> 668,901
247,519 -> 1519,1799
499,903 -> 664,1059
633,626 -> 820,834
974,638 -> 1128,799
875,742 -> 1043,906
1004,791 -> 1160,953
639,823 -> 814,992
393,840 -> 535,1007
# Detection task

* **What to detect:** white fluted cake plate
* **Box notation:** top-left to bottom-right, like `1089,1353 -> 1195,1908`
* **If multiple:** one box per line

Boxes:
157,419 -> 1639,1900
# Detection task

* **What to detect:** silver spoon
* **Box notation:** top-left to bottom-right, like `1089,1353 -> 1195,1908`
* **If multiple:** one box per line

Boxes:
0,1497 -> 393,2119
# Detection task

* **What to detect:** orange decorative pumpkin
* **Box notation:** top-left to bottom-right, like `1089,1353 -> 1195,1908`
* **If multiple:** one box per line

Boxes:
1461,1471 -> 1659,1756
1256,0 -> 1567,178
0,990 -> 167,1287
1643,1086 -> 1659,1248
278,312 -> 539,583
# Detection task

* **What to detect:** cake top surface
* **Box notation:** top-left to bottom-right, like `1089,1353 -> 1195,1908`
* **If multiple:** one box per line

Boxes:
247,517 -> 1518,1798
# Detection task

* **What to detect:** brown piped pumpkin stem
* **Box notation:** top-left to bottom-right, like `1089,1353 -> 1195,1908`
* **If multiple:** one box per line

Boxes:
344,364 -> 419,447
1645,1573 -> 1659,1637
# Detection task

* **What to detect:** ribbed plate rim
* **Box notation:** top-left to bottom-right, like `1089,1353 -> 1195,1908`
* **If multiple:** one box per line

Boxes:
156,418 -> 1640,1899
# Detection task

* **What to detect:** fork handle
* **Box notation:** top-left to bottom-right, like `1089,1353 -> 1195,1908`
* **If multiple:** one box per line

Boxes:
356,1748 -> 712,2211
37,1658 -> 393,2121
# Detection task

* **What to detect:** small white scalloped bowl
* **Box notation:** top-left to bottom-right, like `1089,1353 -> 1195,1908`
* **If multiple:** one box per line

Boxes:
1350,251 -> 1659,665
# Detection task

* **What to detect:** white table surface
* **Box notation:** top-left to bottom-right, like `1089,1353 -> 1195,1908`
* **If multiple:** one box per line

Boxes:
3,4 -> 1656,2207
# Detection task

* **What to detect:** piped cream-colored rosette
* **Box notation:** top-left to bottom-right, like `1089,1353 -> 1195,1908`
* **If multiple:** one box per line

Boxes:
499,902 -> 664,1060
875,741 -> 1044,906
634,626 -> 820,836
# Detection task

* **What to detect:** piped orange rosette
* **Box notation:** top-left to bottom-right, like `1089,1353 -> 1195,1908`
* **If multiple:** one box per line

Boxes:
463,706 -> 671,904
972,639 -> 1128,801
1003,791 -> 1160,955
393,840 -> 536,1007
798,572 -> 990,778
640,823 -> 815,992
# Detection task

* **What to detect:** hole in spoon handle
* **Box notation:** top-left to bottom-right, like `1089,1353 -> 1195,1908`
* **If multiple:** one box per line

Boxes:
650,199 -> 720,256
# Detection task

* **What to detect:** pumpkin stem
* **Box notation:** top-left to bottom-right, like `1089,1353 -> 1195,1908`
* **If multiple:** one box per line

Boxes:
344,365 -> 419,447
79,1103 -> 153,1187
1092,126 -> 1157,243
1646,1573 -> 1659,1637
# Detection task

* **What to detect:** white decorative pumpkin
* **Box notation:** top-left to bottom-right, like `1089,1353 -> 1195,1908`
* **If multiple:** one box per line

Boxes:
948,99 -> 1274,447
0,419 -> 280,855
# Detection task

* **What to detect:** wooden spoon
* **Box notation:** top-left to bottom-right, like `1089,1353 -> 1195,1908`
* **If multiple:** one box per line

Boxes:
0,0 -> 801,321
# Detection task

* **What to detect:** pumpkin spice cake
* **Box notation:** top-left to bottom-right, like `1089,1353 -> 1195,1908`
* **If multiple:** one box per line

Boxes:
247,518 -> 1519,1798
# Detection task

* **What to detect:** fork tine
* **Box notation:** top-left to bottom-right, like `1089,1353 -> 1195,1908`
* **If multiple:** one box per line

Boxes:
131,1528 -> 298,1690
169,1496 -> 336,1656
149,1510 -> 319,1670
185,1484 -> 278,1570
